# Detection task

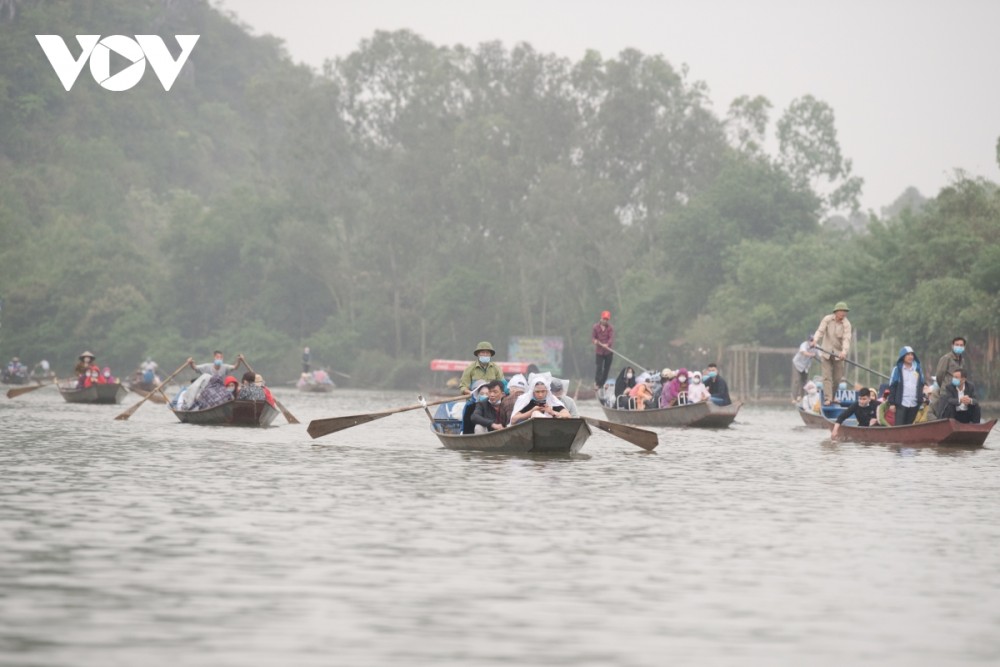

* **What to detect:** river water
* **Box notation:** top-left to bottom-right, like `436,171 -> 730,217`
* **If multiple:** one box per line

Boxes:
2,388 -> 999,666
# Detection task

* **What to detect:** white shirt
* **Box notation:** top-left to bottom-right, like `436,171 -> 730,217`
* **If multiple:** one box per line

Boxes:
900,365 -> 918,408
792,341 -> 815,373
956,386 -> 968,411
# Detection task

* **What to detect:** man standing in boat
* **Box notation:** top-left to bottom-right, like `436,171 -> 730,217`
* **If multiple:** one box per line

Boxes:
592,310 -> 615,391
459,342 -> 504,395
189,350 -> 243,376
812,302 -> 852,406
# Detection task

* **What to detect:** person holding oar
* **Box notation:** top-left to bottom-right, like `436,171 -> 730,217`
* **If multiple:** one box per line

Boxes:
591,310 -> 615,391
812,302 -> 853,406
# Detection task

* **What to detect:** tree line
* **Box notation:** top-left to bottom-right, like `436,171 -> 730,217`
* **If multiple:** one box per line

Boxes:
0,0 -> 997,394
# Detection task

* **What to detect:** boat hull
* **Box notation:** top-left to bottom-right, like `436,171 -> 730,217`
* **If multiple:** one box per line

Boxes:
298,383 -> 334,393
172,400 -> 279,427
59,383 -> 128,404
799,409 -> 995,446
600,401 -> 741,428
431,417 -> 591,454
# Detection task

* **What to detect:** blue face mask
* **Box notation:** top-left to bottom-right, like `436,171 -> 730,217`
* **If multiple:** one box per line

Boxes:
838,382 -> 847,391
214,359 -> 222,366
952,377 -> 961,387
478,394 -> 488,402
953,346 -> 965,355
478,355 -> 491,364
705,371 -> 717,379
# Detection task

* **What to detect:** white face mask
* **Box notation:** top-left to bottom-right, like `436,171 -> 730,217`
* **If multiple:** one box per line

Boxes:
478,355 -> 491,364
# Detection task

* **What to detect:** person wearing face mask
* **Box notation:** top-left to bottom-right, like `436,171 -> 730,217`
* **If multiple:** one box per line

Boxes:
188,350 -> 242,376
660,368 -> 690,407
686,371 -> 711,403
934,337 -> 971,397
703,363 -> 731,406
100,366 -> 117,384
509,376 -> 570,425
936,368 -> 981,423
471,380 -> 507,432
613,366 -> 637,408
459,342 -> 504,395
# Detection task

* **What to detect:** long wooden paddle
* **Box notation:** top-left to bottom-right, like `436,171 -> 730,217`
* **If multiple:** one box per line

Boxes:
582,416 -> 658,451
241,357 -> 299,424
814,346 -> 890,380
601,345 -> 651,374
114,361 -> 188,421
7,380 -> 54,399
308,395 -> 465,439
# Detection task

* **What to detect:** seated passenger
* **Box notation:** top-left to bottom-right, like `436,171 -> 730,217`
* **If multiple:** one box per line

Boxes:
509,375 -> 570,425
224,375 -> 240,398
101,366 -> 117,384
937,368 -> 981,424
550,378 -> 579,417
471,380 -> 506,433
613,366 -> 637,408
91,365 -> 107,384
703,363 -> 731,406
686,371 -> 711,403
660,368 -> 690,407
189,373 -> 233,410
497,374 -> 526,428
462,380 -> 489,434
238,371 -> 266,401
256,374 -> 276,407
627,375 -> 655,410
800,381 -> 821,413
831,387 -> 878,438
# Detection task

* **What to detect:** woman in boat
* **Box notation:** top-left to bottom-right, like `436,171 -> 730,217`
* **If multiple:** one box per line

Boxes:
509,376 -> 570,425
831,387 -> 878,438
238,371 -> 266,401
800,381 -> 822,413
223,375 -> 240,397
686,371 -> 711,403
660,368 -> 690,407
74,351 -> 96,377
613,366 -> 637,408
101,366 -> 117,384
627,375 -> 655,410
256,374 -> 277,408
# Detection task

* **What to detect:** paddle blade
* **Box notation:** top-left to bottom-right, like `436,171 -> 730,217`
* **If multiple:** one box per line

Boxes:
307,412 -> 386,439
7,383 -> 49,399
584,417 -> 658,450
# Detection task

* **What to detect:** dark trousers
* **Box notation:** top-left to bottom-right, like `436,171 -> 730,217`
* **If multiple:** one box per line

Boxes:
894,404 -> 920,426
595,354 -> 613,387
953,405 -> 982,424
792,366 -> 809,399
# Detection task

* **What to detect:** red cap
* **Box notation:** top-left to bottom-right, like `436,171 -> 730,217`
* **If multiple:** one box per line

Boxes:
224,375 -> 239,386
601,310 -> 611,320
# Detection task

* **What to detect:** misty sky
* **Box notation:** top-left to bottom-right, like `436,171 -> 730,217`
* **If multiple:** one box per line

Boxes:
219,0 -> 1000,214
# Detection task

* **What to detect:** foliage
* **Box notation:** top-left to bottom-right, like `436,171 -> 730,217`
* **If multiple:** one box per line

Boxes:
0,0 -> 998,394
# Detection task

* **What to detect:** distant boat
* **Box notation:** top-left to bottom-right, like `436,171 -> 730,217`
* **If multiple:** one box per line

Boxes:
798,409 -> 995,446
171,399 -> 279,427
429,415 -> 591,455
297,370 -> 335,393
126,380 -> 169,404
58,382 -> 128,405
600,401 -> 741,428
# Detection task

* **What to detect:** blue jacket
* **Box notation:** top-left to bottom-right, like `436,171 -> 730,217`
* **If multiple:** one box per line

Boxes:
887,346 -> 925,408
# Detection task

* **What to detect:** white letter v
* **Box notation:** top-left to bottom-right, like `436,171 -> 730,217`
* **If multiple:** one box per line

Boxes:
36,35 -> 100,91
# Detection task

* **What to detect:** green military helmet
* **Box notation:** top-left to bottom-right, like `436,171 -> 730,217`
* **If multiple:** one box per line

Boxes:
833,301 -> 850,312
473,341 -> 496,356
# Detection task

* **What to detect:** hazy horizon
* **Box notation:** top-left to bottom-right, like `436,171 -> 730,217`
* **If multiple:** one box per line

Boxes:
219,0 -> 1000,215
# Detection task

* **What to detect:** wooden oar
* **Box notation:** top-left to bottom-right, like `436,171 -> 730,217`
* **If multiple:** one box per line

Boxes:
601,345 -> 651,374
308,395 -> 465,439
114,361 -> 188,421
582,416 -> 659,451
7,380 -> 55,399
241,357 -> 299,424
814,346 -> 890,380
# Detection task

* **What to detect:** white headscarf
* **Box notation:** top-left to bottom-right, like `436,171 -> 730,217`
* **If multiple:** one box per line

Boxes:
509,372 -> 565,419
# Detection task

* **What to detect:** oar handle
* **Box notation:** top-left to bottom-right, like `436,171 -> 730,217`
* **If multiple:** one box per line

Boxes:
114,360 -> 188,420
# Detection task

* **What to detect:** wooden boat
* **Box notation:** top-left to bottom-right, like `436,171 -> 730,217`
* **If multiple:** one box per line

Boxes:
171,399 -> 279,427
127,382 -> 169,404
600,400 -> 741,428
58,382 -> 128,404
798,409 -> 996,446
298,381 -> 334,393
430,416 -> 592,455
